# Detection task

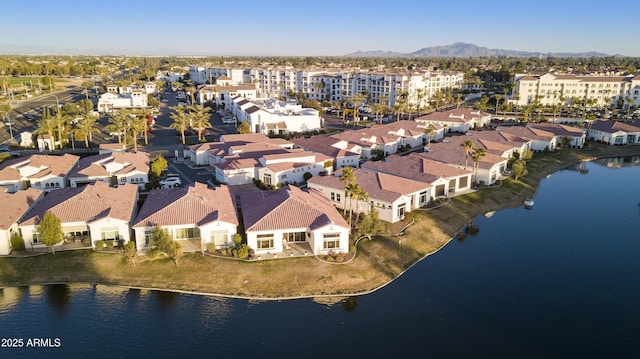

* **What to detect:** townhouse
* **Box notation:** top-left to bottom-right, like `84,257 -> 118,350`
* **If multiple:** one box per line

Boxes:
587,120 -> 640,145
361,152 -> 473,197
18,181 -> 139,251
414,108 -> 492,133
68,151 -> 150,189
132,182 -> 238,253
195,83 -> 257,108
0,188 -> 44,255
97,84 -> 150,113
308,168 -> 432,223
510,72 -> 640,108
240,185 -> 350,256
0,153 -> 79,193
230,96 -> 322,135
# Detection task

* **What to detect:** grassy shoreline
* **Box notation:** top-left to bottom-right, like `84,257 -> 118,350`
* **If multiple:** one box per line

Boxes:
1,144 -> 639,300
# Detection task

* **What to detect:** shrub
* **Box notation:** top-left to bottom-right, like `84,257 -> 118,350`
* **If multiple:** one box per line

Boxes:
326,255 -> 335,262
10,234 -> 24,251
117,239 -> 125,248
335,255 -> 344,262
303,172 -> 313,181
235,244 -> 249,259
219,248 -> 228,256
95,241 -> 105,251
106,240 -> 114,249
207,243 -> 217,253
234,234 -> 243,247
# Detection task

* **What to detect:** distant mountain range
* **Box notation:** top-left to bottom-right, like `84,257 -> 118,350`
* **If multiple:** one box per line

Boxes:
345,42 -> 614,58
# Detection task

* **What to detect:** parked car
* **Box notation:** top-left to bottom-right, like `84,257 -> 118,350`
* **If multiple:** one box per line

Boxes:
159,176 -> 181,188
222,117 -> 235,124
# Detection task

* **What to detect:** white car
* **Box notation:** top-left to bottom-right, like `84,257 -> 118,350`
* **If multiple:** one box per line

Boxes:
159,176 -> 181,188
222,117 -> 235,124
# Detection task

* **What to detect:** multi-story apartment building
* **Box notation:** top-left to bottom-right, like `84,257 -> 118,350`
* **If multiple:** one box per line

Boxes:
189,65 -> 464,109
510,72 -> 640,108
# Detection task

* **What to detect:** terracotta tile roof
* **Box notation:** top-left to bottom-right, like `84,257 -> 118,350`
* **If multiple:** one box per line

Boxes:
241,185 -> 348,232
309,168 -> 430,203
361,152 -> 471,184
415,108 -> 490,124
20,181 -> 139,226
527,123 -> 585,137
423,141 -> 507,170
0,188 -> 44,230
0,154 -> 79,182
69,152 -> 149,178
133,182 -> 238,228
292,135 -> 360,157
221,133 -> 274,143
590,120 -> 640,133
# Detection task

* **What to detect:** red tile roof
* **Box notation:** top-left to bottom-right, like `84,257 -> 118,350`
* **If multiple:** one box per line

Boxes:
69,152 -> 149,178
133,182 -> 238,228
0,154 -> 79,182
241,185 -> 348,232
0,188 -> 44,230
20,181 -> 139,226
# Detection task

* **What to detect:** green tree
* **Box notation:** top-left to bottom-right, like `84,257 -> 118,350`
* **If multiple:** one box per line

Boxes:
339,166 -> 356,220
38,211 -> 63,254
357,207 -> 388,241
424,124 -> 436,148
51,110 -> 70,149
124,241 -> 137,267
353,186 -> 369,228
75,113 -> 99,148
461,140 -> 474,170
147,226 -> 183,265
511,160 -> 528,180
37,116 -> 57,150
169,106 -> 190,145
0,101 -> 11,123
106,110 -> 130,145
129,115 -> 146,152
476,95 -> 489,112
189,105 -> 212,141
237,120 -> 251,134
471,147 -> 487,185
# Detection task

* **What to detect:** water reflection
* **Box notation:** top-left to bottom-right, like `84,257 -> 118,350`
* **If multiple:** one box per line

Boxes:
152,290 -> 179,308
593,155 -> 640,169
0,286 -> 27,313
46,284 -> 71,315
456,219 -> 481,241
341,296 -> 358,313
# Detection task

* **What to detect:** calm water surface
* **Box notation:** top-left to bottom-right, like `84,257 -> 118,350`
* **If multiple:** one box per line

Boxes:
1,160 -> 639,358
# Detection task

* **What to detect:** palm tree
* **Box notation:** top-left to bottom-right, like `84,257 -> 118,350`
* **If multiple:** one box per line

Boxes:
189,105 -> 212,141
184,85 -> 196,105
471,147 -> 487,185
106,111 -> 130,145
351,93 -> 366,125
424,124 -> 436,149
338,166 -> 356,218
461,140 -> 474,170
51,110 -> 70,149
75,114 -> 99,148
134,108 -> 152,145
415,89 -> 425,117
345,182 -> 359,227
626,96 -> 635,118
37,116 -> 57,150
494,94 -> 502,116
353,185 -> 369,228
170,106 -> 190,145
129,115 -> 146,152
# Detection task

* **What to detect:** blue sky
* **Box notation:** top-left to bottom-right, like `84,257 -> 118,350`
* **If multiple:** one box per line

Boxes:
1,0 -> 638,56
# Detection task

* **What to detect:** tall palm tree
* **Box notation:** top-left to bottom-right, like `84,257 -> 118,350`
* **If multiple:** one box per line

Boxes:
351,93 -> 366,125
345,182 -> 359,227
106,111 -> 130,145
415,89 -> 425,117
424,124 -> 436,148
494,94 -> 502,116
471,147 -> 487,185
339,166 -> 356,218
461,140 -> 474,170
170,106 -> 190,145
75,114 -> 99,148
353,186 -> 369,228
189,105 -> 212,141
37,116 -> 57,149
51,110 -> 70,149
129,115 -> 146,152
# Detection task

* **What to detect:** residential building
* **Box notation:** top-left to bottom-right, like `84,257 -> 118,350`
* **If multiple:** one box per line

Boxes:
414,108 -> 492,133
361,152 -> 473,197
195,84 -> 257,107
18,181 -> 139,250
587,120 -> 640,145
308,168 -> 432,223
133,182 -> 238,253
0,154 -> 79,193
291,135 -> 361,170
510,72 -> 640,108
97,86 -> 149,113
231,97 -> 322,135
67,152 -> 150,189
241,185 -> 349,256
0,188 -> 44,255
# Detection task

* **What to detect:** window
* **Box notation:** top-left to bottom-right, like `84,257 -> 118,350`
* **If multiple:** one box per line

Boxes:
256,234 -> 274,249
32,232 -> 39,244
210,230 -> 229,248
323,233 -> 341,249
174,227 -> 200,240
263,173 -> 272,185
144,228 -> 152,245
419,191 -> 428,204
101,227 -> 119,241
283,231 -> 306,243
330,192 -> 341,202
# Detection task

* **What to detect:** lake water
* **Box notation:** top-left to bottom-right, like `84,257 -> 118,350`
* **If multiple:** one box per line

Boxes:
1,159 -> 639,358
